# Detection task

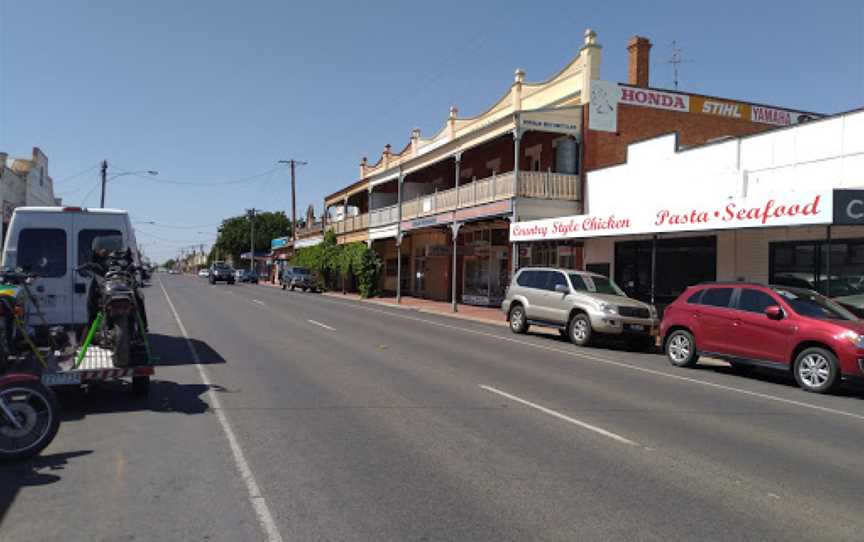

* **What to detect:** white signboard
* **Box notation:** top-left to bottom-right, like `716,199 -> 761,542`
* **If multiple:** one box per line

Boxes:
519,108 -> 582,135
510,190 -> 832,242
588,80 -> 619,133
619,85 -> 690,112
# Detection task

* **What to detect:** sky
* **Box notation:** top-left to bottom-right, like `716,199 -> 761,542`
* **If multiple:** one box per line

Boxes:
1,0 -> 862,263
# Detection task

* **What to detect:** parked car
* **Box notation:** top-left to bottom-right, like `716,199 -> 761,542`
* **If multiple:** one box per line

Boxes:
198,269 -> 209,278
236,269 -> 259,283
209,262 -> 235,284
502,267 -> 658,350
281,266 -> 317,292
661,282 -> 864,393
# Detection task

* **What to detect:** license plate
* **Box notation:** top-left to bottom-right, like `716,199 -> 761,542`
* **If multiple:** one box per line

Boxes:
42,372 -> 82,386
628,324 -> 645,331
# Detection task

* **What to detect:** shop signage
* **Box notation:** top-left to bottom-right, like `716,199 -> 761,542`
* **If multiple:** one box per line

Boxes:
690,96 -> 748,120
589,80 -> 619,133
520,108 -> 582,135
833,189 -> 864,225
510,190 -> 832,242
620,86 -> 689,112
271,237 -> 289,249
402,200 -> 512,232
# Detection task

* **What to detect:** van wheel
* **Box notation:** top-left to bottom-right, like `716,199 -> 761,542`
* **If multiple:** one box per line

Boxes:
793,347 -> 840,394
666,330 -> 698,367
567,313 -> 592,346
509,305 -> 528,334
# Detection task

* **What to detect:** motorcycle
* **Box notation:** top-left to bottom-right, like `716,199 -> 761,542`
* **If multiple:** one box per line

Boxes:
0,373 -> 60,461
81,235 -> 147,368
0,270 -> 62,461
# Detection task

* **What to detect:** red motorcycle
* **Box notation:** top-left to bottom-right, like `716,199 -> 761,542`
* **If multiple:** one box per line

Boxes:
0,373 -> 60,461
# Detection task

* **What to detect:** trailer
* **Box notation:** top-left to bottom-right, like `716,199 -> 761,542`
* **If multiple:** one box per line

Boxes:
41,345 -> 154,396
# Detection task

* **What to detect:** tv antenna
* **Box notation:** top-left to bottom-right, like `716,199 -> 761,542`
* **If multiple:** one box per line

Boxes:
666,40 -> 693,90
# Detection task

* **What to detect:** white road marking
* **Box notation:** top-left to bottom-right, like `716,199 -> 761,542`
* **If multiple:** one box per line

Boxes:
308,295 -> 864,423
158,277 -> 284,542
307,319 -> 335,331
252,299 -> 265,306
480,385 -> 639,446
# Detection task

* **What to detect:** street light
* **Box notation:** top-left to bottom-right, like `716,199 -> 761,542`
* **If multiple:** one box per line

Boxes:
100,160 -> 158,208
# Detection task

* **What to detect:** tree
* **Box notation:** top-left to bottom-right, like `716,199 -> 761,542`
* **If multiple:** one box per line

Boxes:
210,211 -> 292,264
163,258 -> 177,270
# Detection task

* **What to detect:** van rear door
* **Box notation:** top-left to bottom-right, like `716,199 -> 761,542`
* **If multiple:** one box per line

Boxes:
72,212 -> 127,325
6,211 -> 75,325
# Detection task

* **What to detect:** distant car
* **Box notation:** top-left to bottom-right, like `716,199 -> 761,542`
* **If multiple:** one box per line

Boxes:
198,269 -> 209,278
168,269 -> 179,275
661,282 -> 864,394
236,269 -> 259,283
281,266 -> 317,292
209,262 -> 235,284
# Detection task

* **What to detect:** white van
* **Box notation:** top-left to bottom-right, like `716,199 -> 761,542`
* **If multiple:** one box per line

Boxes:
1,206 -> 141,327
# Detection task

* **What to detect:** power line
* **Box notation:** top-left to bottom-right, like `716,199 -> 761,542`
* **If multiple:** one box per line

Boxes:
117,165 -> 285,187
56,162 -> 100,184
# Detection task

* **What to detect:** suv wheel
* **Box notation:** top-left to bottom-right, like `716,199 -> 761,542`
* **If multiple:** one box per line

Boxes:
793,347 -> 840,394
567,313 -> 592,346
509,305 -> 528,334
666,330 -> 698,367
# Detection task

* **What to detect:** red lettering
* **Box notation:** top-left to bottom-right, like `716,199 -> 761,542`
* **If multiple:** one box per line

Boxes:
802,195 -> 821,216
621,88 -> 635,102
655,210 -> 669,226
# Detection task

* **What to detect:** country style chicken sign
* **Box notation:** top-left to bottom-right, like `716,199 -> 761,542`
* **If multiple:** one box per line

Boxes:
510,190 -> 833,242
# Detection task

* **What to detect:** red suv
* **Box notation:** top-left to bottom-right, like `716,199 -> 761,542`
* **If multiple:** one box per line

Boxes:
660,283 -> 864,393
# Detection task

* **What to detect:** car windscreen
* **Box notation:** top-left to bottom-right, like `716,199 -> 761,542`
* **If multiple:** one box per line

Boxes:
294,268 -> 311,275
575,274 -> 625,296
774,287 -> 858,321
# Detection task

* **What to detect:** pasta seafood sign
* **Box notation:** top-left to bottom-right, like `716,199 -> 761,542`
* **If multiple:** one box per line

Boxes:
510,190 -> 833,242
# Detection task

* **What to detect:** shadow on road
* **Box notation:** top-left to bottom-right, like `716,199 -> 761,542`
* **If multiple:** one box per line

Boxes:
0,450 -> 93,526
148,333 -> 227,366
56,379 -> 219,421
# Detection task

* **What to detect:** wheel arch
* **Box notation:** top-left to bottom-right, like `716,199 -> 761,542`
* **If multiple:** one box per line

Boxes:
663,325 -> 693,350
791,341 -> 839,373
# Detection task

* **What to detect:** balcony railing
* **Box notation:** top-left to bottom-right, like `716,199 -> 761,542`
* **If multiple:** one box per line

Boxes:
328,212 -> 369,234
338,171 -> 580,232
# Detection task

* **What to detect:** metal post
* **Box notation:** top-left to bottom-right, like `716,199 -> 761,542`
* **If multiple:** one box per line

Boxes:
100,160 -> 107,208
247,208 -> 256,273
650,234 -> 658,305
826,225 -> 832,297
452,154 -> 461,312
396,168 -> 404,304
511,125 -> 522,275
291,160 -> 297,244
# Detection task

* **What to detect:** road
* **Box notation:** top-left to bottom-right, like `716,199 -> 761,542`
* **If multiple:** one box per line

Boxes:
4,273 -> 864,541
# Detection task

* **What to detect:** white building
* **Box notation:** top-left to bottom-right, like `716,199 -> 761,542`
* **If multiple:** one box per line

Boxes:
0,147 -> 61,240
511,108 -> 864,308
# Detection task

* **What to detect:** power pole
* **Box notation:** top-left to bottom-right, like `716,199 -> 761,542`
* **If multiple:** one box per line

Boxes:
100,160 -> 108,208
277,159 -> 308,243
247,208 -> 257,273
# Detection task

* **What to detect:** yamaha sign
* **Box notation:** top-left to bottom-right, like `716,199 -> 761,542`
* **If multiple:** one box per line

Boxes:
833,190 -> 864,225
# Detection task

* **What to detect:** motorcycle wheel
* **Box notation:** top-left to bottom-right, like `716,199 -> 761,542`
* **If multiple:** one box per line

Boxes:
0,381 -> 61,461
113,316 -> 131,368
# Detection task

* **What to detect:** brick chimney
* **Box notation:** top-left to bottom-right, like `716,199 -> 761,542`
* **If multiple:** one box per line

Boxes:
627,36 -> 651,88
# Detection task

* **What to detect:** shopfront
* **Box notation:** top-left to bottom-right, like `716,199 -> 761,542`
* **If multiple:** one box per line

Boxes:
460,223 -> 510,306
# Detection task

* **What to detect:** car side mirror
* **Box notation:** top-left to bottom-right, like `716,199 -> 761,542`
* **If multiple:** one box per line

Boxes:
554,284 -> 570,294
765,306 -> 784,320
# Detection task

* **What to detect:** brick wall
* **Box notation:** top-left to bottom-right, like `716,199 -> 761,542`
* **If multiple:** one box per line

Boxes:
583,104 -> 776,172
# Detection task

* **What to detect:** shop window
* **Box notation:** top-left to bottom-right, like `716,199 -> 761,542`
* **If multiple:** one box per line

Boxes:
771,239 -> 864,298
737,288 -> 777,314
586,262 -> 610,277
491,229 -> 508,246
486,158 -> 501,174
615,236 -> 716,306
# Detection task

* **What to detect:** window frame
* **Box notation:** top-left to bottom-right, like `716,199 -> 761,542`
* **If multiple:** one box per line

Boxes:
699,287 -> 735,309
734,287 -> 780,315
18,228 -> 68,278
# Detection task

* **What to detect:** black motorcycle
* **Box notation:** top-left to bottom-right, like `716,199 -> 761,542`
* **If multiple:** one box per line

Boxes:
80,236 -> 147,368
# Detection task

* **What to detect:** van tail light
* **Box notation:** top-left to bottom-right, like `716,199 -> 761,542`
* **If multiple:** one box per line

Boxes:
62,206 -> 83,212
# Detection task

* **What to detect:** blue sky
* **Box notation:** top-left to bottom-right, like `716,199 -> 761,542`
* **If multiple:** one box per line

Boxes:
1,0 -> 862,262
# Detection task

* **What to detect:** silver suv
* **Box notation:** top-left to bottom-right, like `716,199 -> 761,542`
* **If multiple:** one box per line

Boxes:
502,267 -> 659,349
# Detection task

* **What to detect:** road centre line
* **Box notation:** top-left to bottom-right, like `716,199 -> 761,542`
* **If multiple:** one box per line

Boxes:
308,319 -> 335,331
158,277 -> 285,542
480,385 -> 639,446
301,295 -> 864,423
252,299 -> 266,306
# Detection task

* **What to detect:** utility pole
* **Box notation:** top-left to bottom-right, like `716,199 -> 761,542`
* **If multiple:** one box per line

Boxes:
277,159 -> 308,243
247,208 -> 257,273
100,160 -> 108,208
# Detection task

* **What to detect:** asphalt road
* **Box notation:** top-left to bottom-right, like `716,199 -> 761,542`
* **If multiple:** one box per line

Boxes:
4,274 -> 864,541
